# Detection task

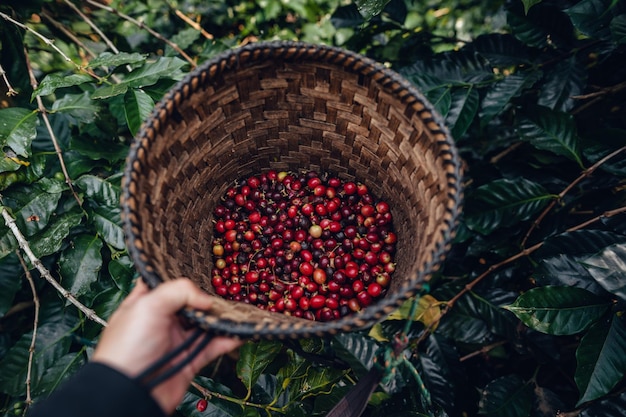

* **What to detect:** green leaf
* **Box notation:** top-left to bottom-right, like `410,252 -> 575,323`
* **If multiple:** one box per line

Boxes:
70,136 -> 129,163
32,73 -> 92,98
90,206 -> 125,250
123,88 -> 155,136
34,352 -> 85,396
575,315 -> 626,405
236,340 -> 282,397
583,243 -> 626,302
355,0 -> 390,20
565,0 -> 614,40
581,128 -> 626,176
122,57 -> 187,89
3,184 -> 63,237
535,254 -> 605,295
504,286 -> 611,335
51,92 -> 100,124
610,14 -> 626,43
91,286 -> 127,322
331,4 -> 365,28
108,255 -> 135,292
578,391 -> 626,416
522,0 -> 542,14
447,86 -> 479,139
537,56 -> 587,112
0,108 -> 38,157
477,375 -> 533,417
74,174 -> 121,207
536,230 -> 626,260
479,72 -> 540,127
59,234 -> 103,298
91,83 -> 129,99
87,51 -> 147,68
330,333 -> 380,376
425,87 -> 452,118
516,106 -> 583,167
464,178 -> 554,235
29,210 -> 84,259
178,377 -> 242,416
0,254 -> 22,317
473,34 -> 530,67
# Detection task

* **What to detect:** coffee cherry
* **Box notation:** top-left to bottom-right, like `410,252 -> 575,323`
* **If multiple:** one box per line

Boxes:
196,399 -> 208,412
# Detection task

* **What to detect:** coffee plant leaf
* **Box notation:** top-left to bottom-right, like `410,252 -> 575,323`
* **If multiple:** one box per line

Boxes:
504,286 -> 611,335
0,107 -> 38,158
123,88 -> 155,136
477,374 -> 533,417
479,71 -> 541,128
32,73 -> 93,98
426,86 -> 452,119
447,86 -> 480,139
581,128 -> 626,176
1,183 -> 63,237
74,174 -> 121,207
516,106 -> 583,167
58,234 -> 103,298
90,83 -> 129,100
564,0 -> 618,40
537,56 -> 587,112
50,92 -> 100,124
535,230 -> 626,260
579,390 -> 626,416
522,0 -> 542,14
108,254 -> 135,292
355,0 -> 390,20
69,135 -> 129,163
535,254 -> 607,296
610,14 -> 626,43
583,243 -> 626,302
249,373 -> 280,406
32,352 -> 85,398
419,334 -> 463,415
575,314 -> 626,405
178,382 -> 242,417
0,225 -> 19,260
122,56 -> 187,89
330,332 -> 380,376
86,51 -> 147,69
435,310 -> 493,345
237,340 -> 282,395
0,156 -> 46,191
29,209 -> 84,259
88,206 -> 125,250
91,286 -> 128,322
0,254 -> 21,317
472,34 -> 531,67
464,178 -> 553,235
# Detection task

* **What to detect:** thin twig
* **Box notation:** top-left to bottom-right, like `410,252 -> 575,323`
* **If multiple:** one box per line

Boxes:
41,11 -> 98,59
62,0 -> 122,54
0,10 -> 75,66
84,0 -> 197,68
1,206 -> 107,327
24,48 -> 83,207
17,252 -> 39,410
0,63 -> 18,96
459,340 -> 507,362
171,8 -> 214,40
521,145 -> 626,247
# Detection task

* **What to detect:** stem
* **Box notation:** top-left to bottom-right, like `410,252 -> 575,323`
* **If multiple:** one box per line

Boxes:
18,252 -> 39,411
24,48 -> 83,207
521,145 -> 626,247
0,205 -> 107,327
459,340 -> 507,362
0,63 -> 18,96
189,381 -> 284,412
84,0 -> 196,68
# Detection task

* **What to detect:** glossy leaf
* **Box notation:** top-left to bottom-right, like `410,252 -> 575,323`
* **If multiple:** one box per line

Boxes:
419,334 -> 463,415
522,0 -> 542,14
581,128 -> 626,176
75,174 -> 121,207
464,178 -> 553,235
108,255 -> 135,291
89,206 -> 125,250
537,56 -> 587,112
536,230 -> 626,260
535,254 -> 608,296
583,243 -> 626,302
579,391 -> 626,416
51,92 -> 100,124
3,184 -> 63,237
505,286 -> 611,335
87,51 -> 147,68
355,0 -> 390,20
479,72 -> 541,127
237,340 -> 282,395
122,57 -> 187,88
447,86 -> 479,139
330,4 -> 365,28
59,234 -> 103,298
0,107 -> 38,157
516,106 -> 583,167
575,315 -> 626,405
425,86 -> 452,119
565,0 -> 614,40
29,210 -> 84,258
91,83 -> 129,99
178,377 -> 242,417
0,254 -> 21,317
33,352 -> 85,396
610,14 -> 626,43
32,73 -> 92,98
477,374 -> 533,417
124,88 -> 155,136
330,332 -> 380,376
472,34 -> 530,67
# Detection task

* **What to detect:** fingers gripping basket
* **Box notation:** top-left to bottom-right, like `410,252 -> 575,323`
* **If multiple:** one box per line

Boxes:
122,41 -> 463,340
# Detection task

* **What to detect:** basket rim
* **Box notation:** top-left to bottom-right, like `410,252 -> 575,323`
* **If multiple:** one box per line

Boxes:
121,40 -> 464,339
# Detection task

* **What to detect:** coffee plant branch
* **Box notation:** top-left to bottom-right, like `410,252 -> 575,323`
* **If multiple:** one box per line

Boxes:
0,63 -> 18,96
17,252 -> 40,409
24,49 -> 83,206
84,0 -> 197,68
167,4 -> 215,40
189,381 -> 285,413
522,145 -> 626,247
0,206 -> 108,327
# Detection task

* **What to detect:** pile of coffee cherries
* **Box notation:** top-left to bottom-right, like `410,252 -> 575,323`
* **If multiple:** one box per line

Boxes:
209,170 -> 397,322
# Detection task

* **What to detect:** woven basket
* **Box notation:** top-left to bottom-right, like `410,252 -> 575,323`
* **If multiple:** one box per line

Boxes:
121,41 -> 463,340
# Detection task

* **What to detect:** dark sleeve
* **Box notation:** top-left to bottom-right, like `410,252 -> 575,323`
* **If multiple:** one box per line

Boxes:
28,362 -> 166,417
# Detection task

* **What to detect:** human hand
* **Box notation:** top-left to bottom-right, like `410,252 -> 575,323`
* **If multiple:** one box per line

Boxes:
92,278 -> 241,414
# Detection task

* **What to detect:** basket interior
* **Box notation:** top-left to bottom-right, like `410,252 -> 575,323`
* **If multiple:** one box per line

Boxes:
123,42 -> 461,339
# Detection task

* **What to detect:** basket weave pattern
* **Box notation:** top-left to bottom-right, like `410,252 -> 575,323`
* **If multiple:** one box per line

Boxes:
122,41 -> 463,339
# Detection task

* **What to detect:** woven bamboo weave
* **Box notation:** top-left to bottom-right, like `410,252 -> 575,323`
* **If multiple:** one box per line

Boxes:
121,41 -> 463,339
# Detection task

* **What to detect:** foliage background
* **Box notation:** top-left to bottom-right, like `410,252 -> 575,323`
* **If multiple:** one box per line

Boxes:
1,0 -> 626,416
